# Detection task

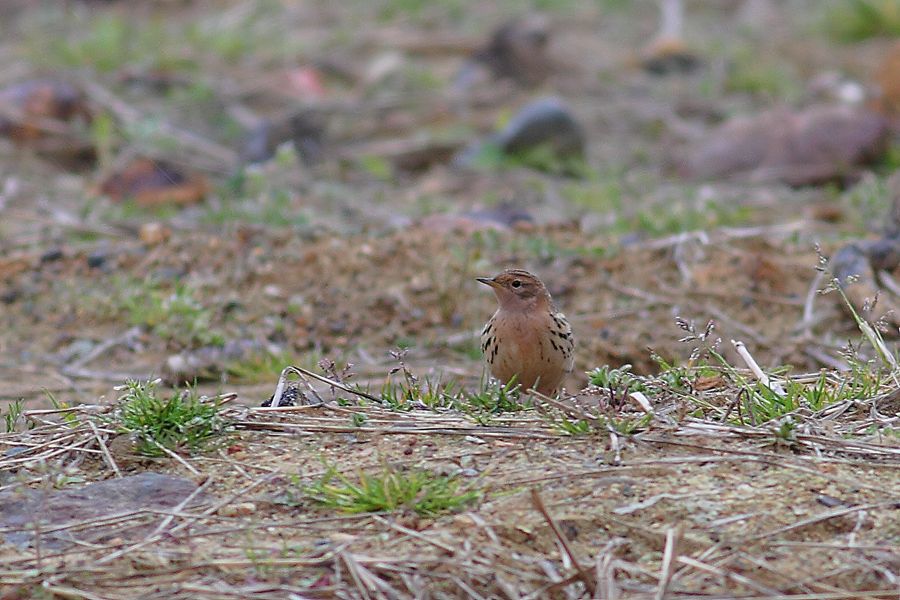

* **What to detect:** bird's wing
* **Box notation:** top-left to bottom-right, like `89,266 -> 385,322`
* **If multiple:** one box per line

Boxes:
553,310 -> 576,373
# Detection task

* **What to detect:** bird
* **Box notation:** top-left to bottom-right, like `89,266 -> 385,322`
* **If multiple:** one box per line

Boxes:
477,269 -> 575,396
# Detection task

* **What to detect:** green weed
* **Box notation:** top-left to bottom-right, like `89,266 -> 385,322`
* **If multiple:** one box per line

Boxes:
714,352 -> 886,426
2,399 -> 25,433
379,377 -> 458,411
544,409 -> 651,437
565,180 -> 755,237
461,377 -> 526,417
205,189 -> 309,228
840,175 -> 892,234
115,379 -> 229,457
468,141 -> 590,177
374,363 -> 525,423
724,45 -> 801,101
356,155 -> 393,181
47,391 -> 80,428
103,198 -> 182,223
631,201 -> 754,237
822,0 -> 900,41
307,464 -> 479,516
205,168 -> 310,229
36,15 -> 180,73
563,178 -> 623,214
119,279 -> 224,349
588,363 -> 648,393
738,382 -> 802,425
549,415 -> 593,436
27,3 -> 292,72
226,349 -> 319,384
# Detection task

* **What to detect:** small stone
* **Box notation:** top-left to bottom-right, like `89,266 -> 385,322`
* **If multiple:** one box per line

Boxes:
218,502 -> 257,517
86,251 -> 107,269
640,37 -> 701,75
263,285 -> 284,298
139,222 -> 171,246
40,248 -> 64,263
240,110 -> 325,166
1,288 -> 20,304
262,384 -> 300,407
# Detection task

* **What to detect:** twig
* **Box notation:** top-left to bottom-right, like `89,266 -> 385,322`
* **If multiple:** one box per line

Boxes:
62,327 -> 142,377
80,79 -> 239,171
732,339 -> 786,396
654,524 -> 683,600
147,439 -> 200,476
87,420 -> 121,479
800,270 -> 825,336
743,502 -> 889,542
595,539 -> 627,600
629,391 -> 653,414
167,474 -> 275,536
530,488 -> 596,596
675,555 -> 783,596
608,426 -> 621,465
266,365 -> 382,408
639,221 -> 807,251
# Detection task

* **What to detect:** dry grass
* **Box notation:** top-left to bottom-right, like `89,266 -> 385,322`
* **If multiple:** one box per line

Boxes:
0,367 -> 897,599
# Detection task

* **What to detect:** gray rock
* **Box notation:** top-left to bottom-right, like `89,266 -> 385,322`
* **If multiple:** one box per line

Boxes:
494,97 -> 585,159
455,97 -> 586,172
0,472 -> 206,549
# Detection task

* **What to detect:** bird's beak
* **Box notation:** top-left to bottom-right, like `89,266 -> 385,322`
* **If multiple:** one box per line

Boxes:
476,277 -> 498,288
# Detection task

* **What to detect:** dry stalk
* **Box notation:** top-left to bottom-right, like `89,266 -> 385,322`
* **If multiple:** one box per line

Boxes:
654,524 -> 684,600
732,339 -> 786,395
530,488 -> 596,596
87,419 -> 121,478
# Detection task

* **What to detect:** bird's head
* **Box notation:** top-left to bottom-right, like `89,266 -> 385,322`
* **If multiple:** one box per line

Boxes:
477,269 -> 550,312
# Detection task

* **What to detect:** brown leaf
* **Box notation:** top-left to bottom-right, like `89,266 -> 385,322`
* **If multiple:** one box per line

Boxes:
99,158 -> 208,207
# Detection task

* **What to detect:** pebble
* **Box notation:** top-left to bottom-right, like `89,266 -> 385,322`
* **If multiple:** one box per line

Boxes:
218,502 -> 257,517
86,251 -> 107,269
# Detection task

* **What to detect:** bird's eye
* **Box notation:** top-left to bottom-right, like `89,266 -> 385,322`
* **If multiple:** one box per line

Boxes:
512,280 -> 522,288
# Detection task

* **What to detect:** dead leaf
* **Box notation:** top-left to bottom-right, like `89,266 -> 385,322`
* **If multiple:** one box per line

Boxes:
99,158 -> 208,207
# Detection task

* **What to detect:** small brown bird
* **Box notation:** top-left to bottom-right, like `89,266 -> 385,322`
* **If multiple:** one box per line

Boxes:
478,269 -> 575,396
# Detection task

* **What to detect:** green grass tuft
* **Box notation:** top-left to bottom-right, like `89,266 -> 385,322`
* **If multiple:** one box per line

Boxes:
307,465 -> 480,516
823,0 -> 900,41
588,363 -> 647,392
462,377 -> 525,416
119,279 -> 224,349
115,379 -> 230,457
468,141 -> 590,177
2,399 -> 25,433
724,46 -> 801,101
226,349 -> 321,384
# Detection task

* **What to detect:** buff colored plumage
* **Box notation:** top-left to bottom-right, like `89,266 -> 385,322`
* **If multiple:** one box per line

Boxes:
477,269 -> 574,396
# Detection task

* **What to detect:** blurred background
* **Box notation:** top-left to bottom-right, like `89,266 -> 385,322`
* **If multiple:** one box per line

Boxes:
2,0 -> 900,406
